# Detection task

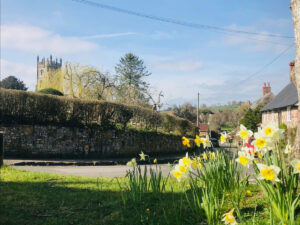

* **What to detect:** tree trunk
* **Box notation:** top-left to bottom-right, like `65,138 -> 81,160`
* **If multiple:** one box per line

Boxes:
291,0 -> 300,159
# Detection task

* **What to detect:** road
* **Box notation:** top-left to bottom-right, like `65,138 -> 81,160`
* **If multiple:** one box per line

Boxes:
11,164 -> 171,177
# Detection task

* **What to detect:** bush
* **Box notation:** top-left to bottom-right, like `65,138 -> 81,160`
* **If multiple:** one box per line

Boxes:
38,88 -> 64,96
0,89 -> 194,135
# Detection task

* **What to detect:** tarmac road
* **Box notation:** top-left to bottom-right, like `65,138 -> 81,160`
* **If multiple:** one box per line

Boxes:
11,164 -> 171,177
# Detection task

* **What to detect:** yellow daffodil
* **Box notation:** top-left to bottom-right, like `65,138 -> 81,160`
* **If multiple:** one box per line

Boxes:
261,122 -> 283,141
194,135 -> 202,147
178,164 -> 188,173
209,152 -> 216,160
220,134 -> 227,144
257,164 -> 281,182
172,170 -> 183,181
237,124 -> 253,141
236,151 -> 253,167
201,135 -> 211,149
222,209 -> 237,225
182,136 -> 191,147
126,158 -> 137,167
153,158 -> 157,164
253,131 -> 268,150
291,159 -> 300,174
202,152 -> 208,160
246,190 -> 252,195
179,153 -> 191,166
139,151 -> 148,161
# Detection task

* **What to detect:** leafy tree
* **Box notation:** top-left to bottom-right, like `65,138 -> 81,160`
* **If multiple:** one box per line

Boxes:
172,103 -> 197,122
115,53 -> 151,105
64,62 -> 114,100
239,105 -> 263,132
0,76 -> 28,90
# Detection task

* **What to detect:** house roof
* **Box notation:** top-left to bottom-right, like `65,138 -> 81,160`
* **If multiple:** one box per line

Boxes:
261,82 -> 298,112
251,92 -> 275,109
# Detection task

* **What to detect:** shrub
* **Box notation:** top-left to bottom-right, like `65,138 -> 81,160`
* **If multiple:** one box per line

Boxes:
38,88 -> 64,96
0,89 -> 194,135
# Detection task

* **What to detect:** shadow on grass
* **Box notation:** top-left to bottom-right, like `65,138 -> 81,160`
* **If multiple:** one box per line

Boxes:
0,180 -> 205,225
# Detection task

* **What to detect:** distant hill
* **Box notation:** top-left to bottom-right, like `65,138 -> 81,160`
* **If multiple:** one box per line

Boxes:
208,105 -> 239,112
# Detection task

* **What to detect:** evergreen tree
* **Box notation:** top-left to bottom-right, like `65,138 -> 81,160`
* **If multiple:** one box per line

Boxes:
0,76 -> 28,90
115,53 -> 151,105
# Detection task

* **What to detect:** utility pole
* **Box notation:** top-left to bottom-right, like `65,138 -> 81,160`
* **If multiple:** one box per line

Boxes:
197,92 -> 199,127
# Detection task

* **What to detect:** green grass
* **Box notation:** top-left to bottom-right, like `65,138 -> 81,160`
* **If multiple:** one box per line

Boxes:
0,167 -> 297,225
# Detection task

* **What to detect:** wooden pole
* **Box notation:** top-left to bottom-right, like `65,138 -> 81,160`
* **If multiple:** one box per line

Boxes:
0,132 -> 3,167
197,92 -> 199,126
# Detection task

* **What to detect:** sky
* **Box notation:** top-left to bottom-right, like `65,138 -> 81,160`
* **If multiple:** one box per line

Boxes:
0,0 -> 296,108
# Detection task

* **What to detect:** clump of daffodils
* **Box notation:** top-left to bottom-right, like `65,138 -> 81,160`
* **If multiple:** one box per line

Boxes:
171,153 -> 202,181
222,209 -> 237,225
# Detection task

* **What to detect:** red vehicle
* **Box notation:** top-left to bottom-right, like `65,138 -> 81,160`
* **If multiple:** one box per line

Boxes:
245,137 -> 255,155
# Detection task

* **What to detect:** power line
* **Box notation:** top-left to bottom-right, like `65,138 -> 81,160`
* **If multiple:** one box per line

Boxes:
234,43 -> 294,86
72,0 -> 294,40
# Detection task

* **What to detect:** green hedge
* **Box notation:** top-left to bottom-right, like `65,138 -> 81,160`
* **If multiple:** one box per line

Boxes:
0,89 -> 194,136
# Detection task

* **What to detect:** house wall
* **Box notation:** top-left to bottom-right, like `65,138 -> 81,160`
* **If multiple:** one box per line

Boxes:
262,107 -> 298,128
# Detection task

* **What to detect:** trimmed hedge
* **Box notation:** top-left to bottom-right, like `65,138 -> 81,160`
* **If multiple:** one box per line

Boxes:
0,89 -> 194,136
38,88 -> 64,96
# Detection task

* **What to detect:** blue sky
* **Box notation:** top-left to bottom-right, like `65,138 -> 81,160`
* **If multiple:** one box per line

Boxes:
1,0 -> 295,107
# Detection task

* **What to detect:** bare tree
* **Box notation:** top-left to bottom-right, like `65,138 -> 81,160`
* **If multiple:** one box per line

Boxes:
148,91 -> 164,111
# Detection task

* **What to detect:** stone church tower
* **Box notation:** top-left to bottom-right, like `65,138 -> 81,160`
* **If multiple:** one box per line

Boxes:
36,55 -> 62,91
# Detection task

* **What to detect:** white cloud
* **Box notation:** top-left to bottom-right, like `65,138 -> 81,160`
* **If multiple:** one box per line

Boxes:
221,24 -> 290,52
152,60 -> 203,72
1,24 -> 97,54
81,32 -> 136,39
1,59 -> 36,90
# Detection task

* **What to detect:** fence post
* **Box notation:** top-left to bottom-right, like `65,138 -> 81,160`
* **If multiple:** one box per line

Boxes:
0,132 -> 3,167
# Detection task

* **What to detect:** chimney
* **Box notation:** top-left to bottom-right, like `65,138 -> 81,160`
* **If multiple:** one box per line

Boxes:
263,82 -> 271,96
289,61 -> 295,84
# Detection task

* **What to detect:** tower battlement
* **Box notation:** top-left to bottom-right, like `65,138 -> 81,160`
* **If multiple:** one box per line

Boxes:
36,55 -> 62,90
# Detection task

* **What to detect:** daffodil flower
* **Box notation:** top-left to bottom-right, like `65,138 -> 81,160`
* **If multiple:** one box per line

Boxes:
202,152 -> 208,160
201,135 -> 211,149
126,158 -> 137,167
220,134 -> 227,144
291,159 -> 300,174
182,136 -> 191,147
236,151 -> 253,167
194,135 -> 202,147
222,208 -> 237,225
166,163 -> 172,170
257,163 -> 281,182
237,124 -> 253,142
261,122 -> 284,141
284,143 -> 292,154
139,151 -> 148,161
254,131 -> 268,150
209,152 -> 216,160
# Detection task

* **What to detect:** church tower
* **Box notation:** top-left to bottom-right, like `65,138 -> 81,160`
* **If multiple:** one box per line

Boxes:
36,55 -> 62,91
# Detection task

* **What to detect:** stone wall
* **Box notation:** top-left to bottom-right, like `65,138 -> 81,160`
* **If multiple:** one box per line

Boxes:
261,107 -> 298,129
1,124 -> 185,158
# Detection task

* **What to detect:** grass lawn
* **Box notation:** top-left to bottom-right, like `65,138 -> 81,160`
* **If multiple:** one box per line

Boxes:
0,166 -> 298,225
